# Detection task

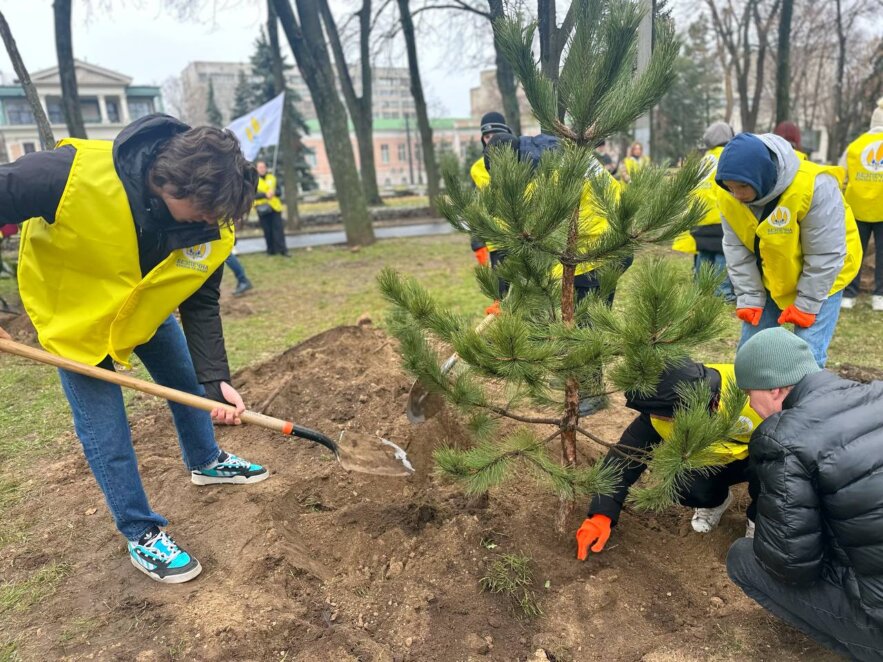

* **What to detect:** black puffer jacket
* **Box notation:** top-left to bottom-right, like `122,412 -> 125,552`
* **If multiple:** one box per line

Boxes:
751,370 -> 883,622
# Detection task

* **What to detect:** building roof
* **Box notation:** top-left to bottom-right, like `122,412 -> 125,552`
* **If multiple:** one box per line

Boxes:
30,59 -> 134,86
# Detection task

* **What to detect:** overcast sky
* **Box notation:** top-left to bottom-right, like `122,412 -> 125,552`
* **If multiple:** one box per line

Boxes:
0,0 -> 486,117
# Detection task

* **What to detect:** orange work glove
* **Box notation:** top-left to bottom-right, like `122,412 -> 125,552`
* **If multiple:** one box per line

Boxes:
484,300 -> 501,316
778,304 -> 816,328
474,246 -> 490,266
576,514 -> 612,560
736,307 -> 763,326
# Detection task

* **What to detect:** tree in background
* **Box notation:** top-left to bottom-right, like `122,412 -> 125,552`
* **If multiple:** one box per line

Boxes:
272,0 -> 374,247
53,0 -> 87,138
319,0 -> 384,205
774,0 -> 794,124
232,70 -> 252,120
381,0 -> 741,529
398,0 -> 441,206
205,79 -> 223,127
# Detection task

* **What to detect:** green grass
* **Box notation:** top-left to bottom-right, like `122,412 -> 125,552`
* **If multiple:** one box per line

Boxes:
0,563 -> 71,614
479,552 -> 542,618
0,640 -> 19,662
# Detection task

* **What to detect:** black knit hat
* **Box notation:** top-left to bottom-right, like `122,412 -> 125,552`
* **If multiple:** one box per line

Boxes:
480,111 -> 512,136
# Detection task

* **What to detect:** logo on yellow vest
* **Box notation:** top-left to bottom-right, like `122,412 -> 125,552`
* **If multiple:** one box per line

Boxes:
183,243 -> 211,262
860,141 -> 883,173
736,415 -> 755,435
767,206 -> 792,228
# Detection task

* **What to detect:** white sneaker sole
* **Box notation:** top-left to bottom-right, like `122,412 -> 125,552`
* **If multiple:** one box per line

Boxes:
691,490 -> 734,533
190,470 -> 269,486
130,555 -> 203,584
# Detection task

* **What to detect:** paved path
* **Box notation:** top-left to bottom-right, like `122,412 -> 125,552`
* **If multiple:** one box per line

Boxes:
236,220 -> 454,254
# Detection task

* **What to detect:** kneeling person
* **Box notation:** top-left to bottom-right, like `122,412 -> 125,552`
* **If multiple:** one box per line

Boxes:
576,361 -> 761,560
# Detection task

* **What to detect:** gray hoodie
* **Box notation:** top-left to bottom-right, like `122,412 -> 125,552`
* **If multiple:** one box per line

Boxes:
720,134 -> 848,314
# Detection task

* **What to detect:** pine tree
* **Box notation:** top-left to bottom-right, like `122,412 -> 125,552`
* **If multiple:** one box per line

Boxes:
379,0 -> 745,526
232,70 -> 252,119
206,78 -> 223,127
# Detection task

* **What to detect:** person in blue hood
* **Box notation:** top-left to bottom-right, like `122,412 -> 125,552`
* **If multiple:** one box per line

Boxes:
714,133 -> 862,367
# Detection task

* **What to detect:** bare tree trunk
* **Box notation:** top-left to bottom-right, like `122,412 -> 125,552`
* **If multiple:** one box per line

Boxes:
53,0 -> 86,138
828,0 -> 847,163
268,0 -> 301,229
397,0 -> 440,205
488,0 -> 521,135
0,11 -> 54,149
272,0 -> 374,247
775,0 -> 793,124
319,0 -> 383,205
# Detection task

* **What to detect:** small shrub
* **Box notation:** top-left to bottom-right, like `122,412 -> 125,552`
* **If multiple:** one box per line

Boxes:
479,552 -> 542,618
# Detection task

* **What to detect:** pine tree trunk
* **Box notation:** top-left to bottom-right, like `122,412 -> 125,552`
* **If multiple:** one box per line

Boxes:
267,0 -> 301,229
53,0 -> 87,138
397,0 -> 440,206
273,0 -> 374,247
556,208 -> 580,532
0,11 -> 54,149
488,0 -> 521,135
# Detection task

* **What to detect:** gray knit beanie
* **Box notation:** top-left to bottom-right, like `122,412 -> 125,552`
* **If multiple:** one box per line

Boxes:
734,327 -> 821,390
703,121 -> 735,149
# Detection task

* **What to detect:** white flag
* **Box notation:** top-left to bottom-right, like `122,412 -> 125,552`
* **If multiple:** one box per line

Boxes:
226,92 -> 285,161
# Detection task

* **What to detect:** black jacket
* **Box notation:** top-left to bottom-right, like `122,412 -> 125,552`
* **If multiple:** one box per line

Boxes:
751,370 -> 883,622
0,115 -> 231,398
690,223 -> 724,254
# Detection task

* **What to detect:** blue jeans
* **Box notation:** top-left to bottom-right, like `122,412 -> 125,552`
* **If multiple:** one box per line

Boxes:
738,290 -> 843,367
58,316 -> 221,541
225,253 -> 248,285
694,251 -> 735,301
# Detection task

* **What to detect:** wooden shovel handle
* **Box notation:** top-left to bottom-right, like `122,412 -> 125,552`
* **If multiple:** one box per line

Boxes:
0,337 -> 290,433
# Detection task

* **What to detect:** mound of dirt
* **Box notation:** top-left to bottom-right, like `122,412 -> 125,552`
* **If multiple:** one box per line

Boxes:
1,326 -> 829,661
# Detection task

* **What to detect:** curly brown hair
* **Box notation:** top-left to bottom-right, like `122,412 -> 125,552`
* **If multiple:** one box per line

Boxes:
149,126 -> 258,222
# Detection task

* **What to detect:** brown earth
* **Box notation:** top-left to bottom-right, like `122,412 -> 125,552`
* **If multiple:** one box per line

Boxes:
1,325 -> 833,661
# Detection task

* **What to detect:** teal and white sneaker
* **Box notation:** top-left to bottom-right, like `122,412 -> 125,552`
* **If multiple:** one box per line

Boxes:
190,451 -> 269,486
128,527 -> 202,584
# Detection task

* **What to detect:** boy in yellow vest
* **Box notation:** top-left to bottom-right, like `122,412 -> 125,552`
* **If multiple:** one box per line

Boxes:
715,133 -> 861,367
0,115 -> 267,584
840,98 -> 883,310
576,361 -> 762,560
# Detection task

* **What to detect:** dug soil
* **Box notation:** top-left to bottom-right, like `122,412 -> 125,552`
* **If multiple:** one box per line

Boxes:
2,325 -> 831,661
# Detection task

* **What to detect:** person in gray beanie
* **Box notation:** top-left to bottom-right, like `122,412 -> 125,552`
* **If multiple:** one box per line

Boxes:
727,327 -> 883,660
673,121 -> 736,301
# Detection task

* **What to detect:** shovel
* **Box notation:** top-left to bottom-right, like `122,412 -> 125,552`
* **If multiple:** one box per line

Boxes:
0,338 -> 414,477
406,312 -> 497,424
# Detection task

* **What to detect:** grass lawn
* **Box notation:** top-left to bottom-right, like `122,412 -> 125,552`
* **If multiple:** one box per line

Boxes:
0,233 -> 880,622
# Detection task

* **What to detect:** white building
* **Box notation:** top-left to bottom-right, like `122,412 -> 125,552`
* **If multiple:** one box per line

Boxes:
0,60 -> 162,163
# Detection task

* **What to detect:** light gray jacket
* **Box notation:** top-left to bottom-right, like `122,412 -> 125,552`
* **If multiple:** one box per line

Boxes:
720,134 -> 847,314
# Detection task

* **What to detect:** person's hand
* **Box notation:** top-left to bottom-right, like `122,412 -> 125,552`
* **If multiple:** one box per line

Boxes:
210,382 -> 245,425
474,246 -> 490,266
0,326 -> 10,340
485,300 -> 501,316
576,514 -> 612,560
778,304 -> 816,328
736,307 -> 763,326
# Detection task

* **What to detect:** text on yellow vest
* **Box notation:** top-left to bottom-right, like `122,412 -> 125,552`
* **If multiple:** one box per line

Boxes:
18,138 -> 235,367
845,133 -> 883,221
716,159 -> 862,309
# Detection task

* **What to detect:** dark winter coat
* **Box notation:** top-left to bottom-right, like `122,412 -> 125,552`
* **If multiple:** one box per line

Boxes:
750,370 -> 883,623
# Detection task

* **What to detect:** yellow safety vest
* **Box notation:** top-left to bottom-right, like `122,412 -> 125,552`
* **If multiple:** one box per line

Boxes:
470,157 -> 491,190
649,364 -> 762,462
844,133 -> 883,221
794,149 -> 808,161
18,138 -> 234,367
623,155 -> 650,179
255,173 -> 283,213
717,159 -> 862,309
551,170 -> 621,277
673,146 -> 725,255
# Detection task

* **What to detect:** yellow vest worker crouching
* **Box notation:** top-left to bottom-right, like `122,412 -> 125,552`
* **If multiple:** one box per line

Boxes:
0,114 -> 268,584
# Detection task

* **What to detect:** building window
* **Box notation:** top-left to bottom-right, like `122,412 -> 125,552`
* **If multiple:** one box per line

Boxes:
381,144 -> 390,164
305,152 -> 317,167
46,96 -> 65,124
128,97 -> 155,120
5,99 -> 34,125
80,97 -> 101,124
397,144 -> 406,161
105,97 -> 121,123
22,142 -> 35,154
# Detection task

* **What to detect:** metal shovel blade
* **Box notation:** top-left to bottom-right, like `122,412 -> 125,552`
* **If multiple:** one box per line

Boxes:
335,430 -> 415,477
405,352 -> 459,424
